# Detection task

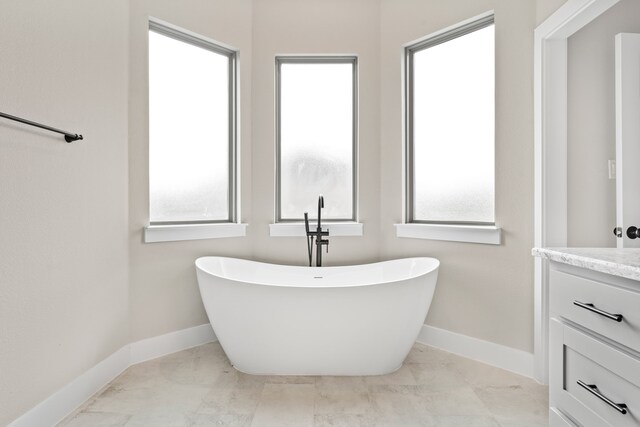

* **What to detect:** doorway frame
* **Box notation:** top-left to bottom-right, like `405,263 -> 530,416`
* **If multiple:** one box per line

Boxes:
534,0 -> 620,384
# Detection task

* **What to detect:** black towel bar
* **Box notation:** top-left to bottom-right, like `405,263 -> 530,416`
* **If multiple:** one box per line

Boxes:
0,111 -> 83,143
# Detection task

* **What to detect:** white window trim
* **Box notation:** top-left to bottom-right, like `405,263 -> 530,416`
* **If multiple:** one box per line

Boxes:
144,223 -> 247,243
395,223 -> 501,245
146,19 -> 241,238
275,55 -> 359,223
404,11 -> 496,229
270,222 -> 363,237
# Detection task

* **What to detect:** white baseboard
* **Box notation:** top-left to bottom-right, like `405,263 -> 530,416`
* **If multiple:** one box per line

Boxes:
9,324 -> 217,427
416,324 -> 535,379
130,323 -> 217,365
9,346 -> 130,427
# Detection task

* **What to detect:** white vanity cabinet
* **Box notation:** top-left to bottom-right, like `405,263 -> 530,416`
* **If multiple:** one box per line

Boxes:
542,252 -> 640,427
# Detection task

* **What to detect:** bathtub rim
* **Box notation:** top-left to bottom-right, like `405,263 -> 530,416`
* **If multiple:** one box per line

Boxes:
195,256 -> 439,289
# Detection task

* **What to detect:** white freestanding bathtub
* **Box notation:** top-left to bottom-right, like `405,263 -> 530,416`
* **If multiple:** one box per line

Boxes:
195,256 -> 439,376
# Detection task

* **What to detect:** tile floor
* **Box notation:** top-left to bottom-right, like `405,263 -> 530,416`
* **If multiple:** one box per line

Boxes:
60,342 -> 548,427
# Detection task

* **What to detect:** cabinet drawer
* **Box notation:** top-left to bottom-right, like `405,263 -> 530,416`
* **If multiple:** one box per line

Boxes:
550,319 -> 640,427
550,269 -> 640,353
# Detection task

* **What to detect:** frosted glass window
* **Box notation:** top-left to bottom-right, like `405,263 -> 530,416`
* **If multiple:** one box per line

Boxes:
148,23 -> 236,223
407,17 -> 495,224
277,58 -> 356,221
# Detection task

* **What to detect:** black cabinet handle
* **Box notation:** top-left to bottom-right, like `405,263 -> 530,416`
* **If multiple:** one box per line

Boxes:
573,301 -> 623,322
613,227 -> 622,238
577,380 -> 628,415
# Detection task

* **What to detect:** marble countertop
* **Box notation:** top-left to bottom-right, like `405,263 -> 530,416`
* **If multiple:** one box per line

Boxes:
532,247 -> 640,281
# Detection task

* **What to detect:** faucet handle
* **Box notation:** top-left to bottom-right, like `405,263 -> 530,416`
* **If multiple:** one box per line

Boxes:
304,212 -> 310,234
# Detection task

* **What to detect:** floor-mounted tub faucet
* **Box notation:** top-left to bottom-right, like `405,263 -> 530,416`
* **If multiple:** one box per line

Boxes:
304,195 -> 329,267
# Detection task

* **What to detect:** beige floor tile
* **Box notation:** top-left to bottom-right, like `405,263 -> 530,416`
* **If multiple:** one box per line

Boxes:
163,348 -> 232,387
364,364 -> 417,386
60,411 -> 131,427
82,386 -> 160,415
369,383 -> 493,422
417,387 -> 492,417
208,367 -> 256,388
473,384 -> 549,427
251,383 -> 315,427
405,344 -> 456,366
122,409 -> 193,427
190,413 -> 253,426
406,362 -> 469,392
314,388 -> 372,415
315,375 -> 368,391
452,356 -> 534,389
263,375 -> 316,384
369,385 -> 433,425
428,415 -> 501,426
60,342 -> 549,427
313,413 -> 375,426
110,362 -> 171,391
210,368 -> 316,389
84,382 -> 209,415
198,384 -> 264,415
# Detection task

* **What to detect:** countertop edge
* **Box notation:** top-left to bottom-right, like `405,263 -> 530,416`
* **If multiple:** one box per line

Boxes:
532,247 -> 640,282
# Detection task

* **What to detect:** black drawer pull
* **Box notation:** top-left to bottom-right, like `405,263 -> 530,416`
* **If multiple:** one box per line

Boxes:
577,380 -> 628,415
573,301 -> 623,322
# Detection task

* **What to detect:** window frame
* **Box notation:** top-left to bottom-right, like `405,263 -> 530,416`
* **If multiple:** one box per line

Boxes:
275,55 -> 359,223
405,14 -> 495,226
148,20 -> 238,225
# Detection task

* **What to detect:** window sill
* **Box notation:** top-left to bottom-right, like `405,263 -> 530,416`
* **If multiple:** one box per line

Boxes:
395,223 -> 501,245
144,223 -> 247,243
270,222 -> 363,237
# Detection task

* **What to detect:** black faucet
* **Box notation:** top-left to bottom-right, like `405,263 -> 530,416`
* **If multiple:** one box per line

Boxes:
304,195 -> 329,267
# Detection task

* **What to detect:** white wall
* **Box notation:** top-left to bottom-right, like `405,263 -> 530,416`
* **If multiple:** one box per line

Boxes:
379,0 -> 537,353
567,0 -> 640,247
0,1 -> 130,424
250,0 -> 381,265
1,0 -> 578,422
536,0 -> 568,24
128,0 -> 254,342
